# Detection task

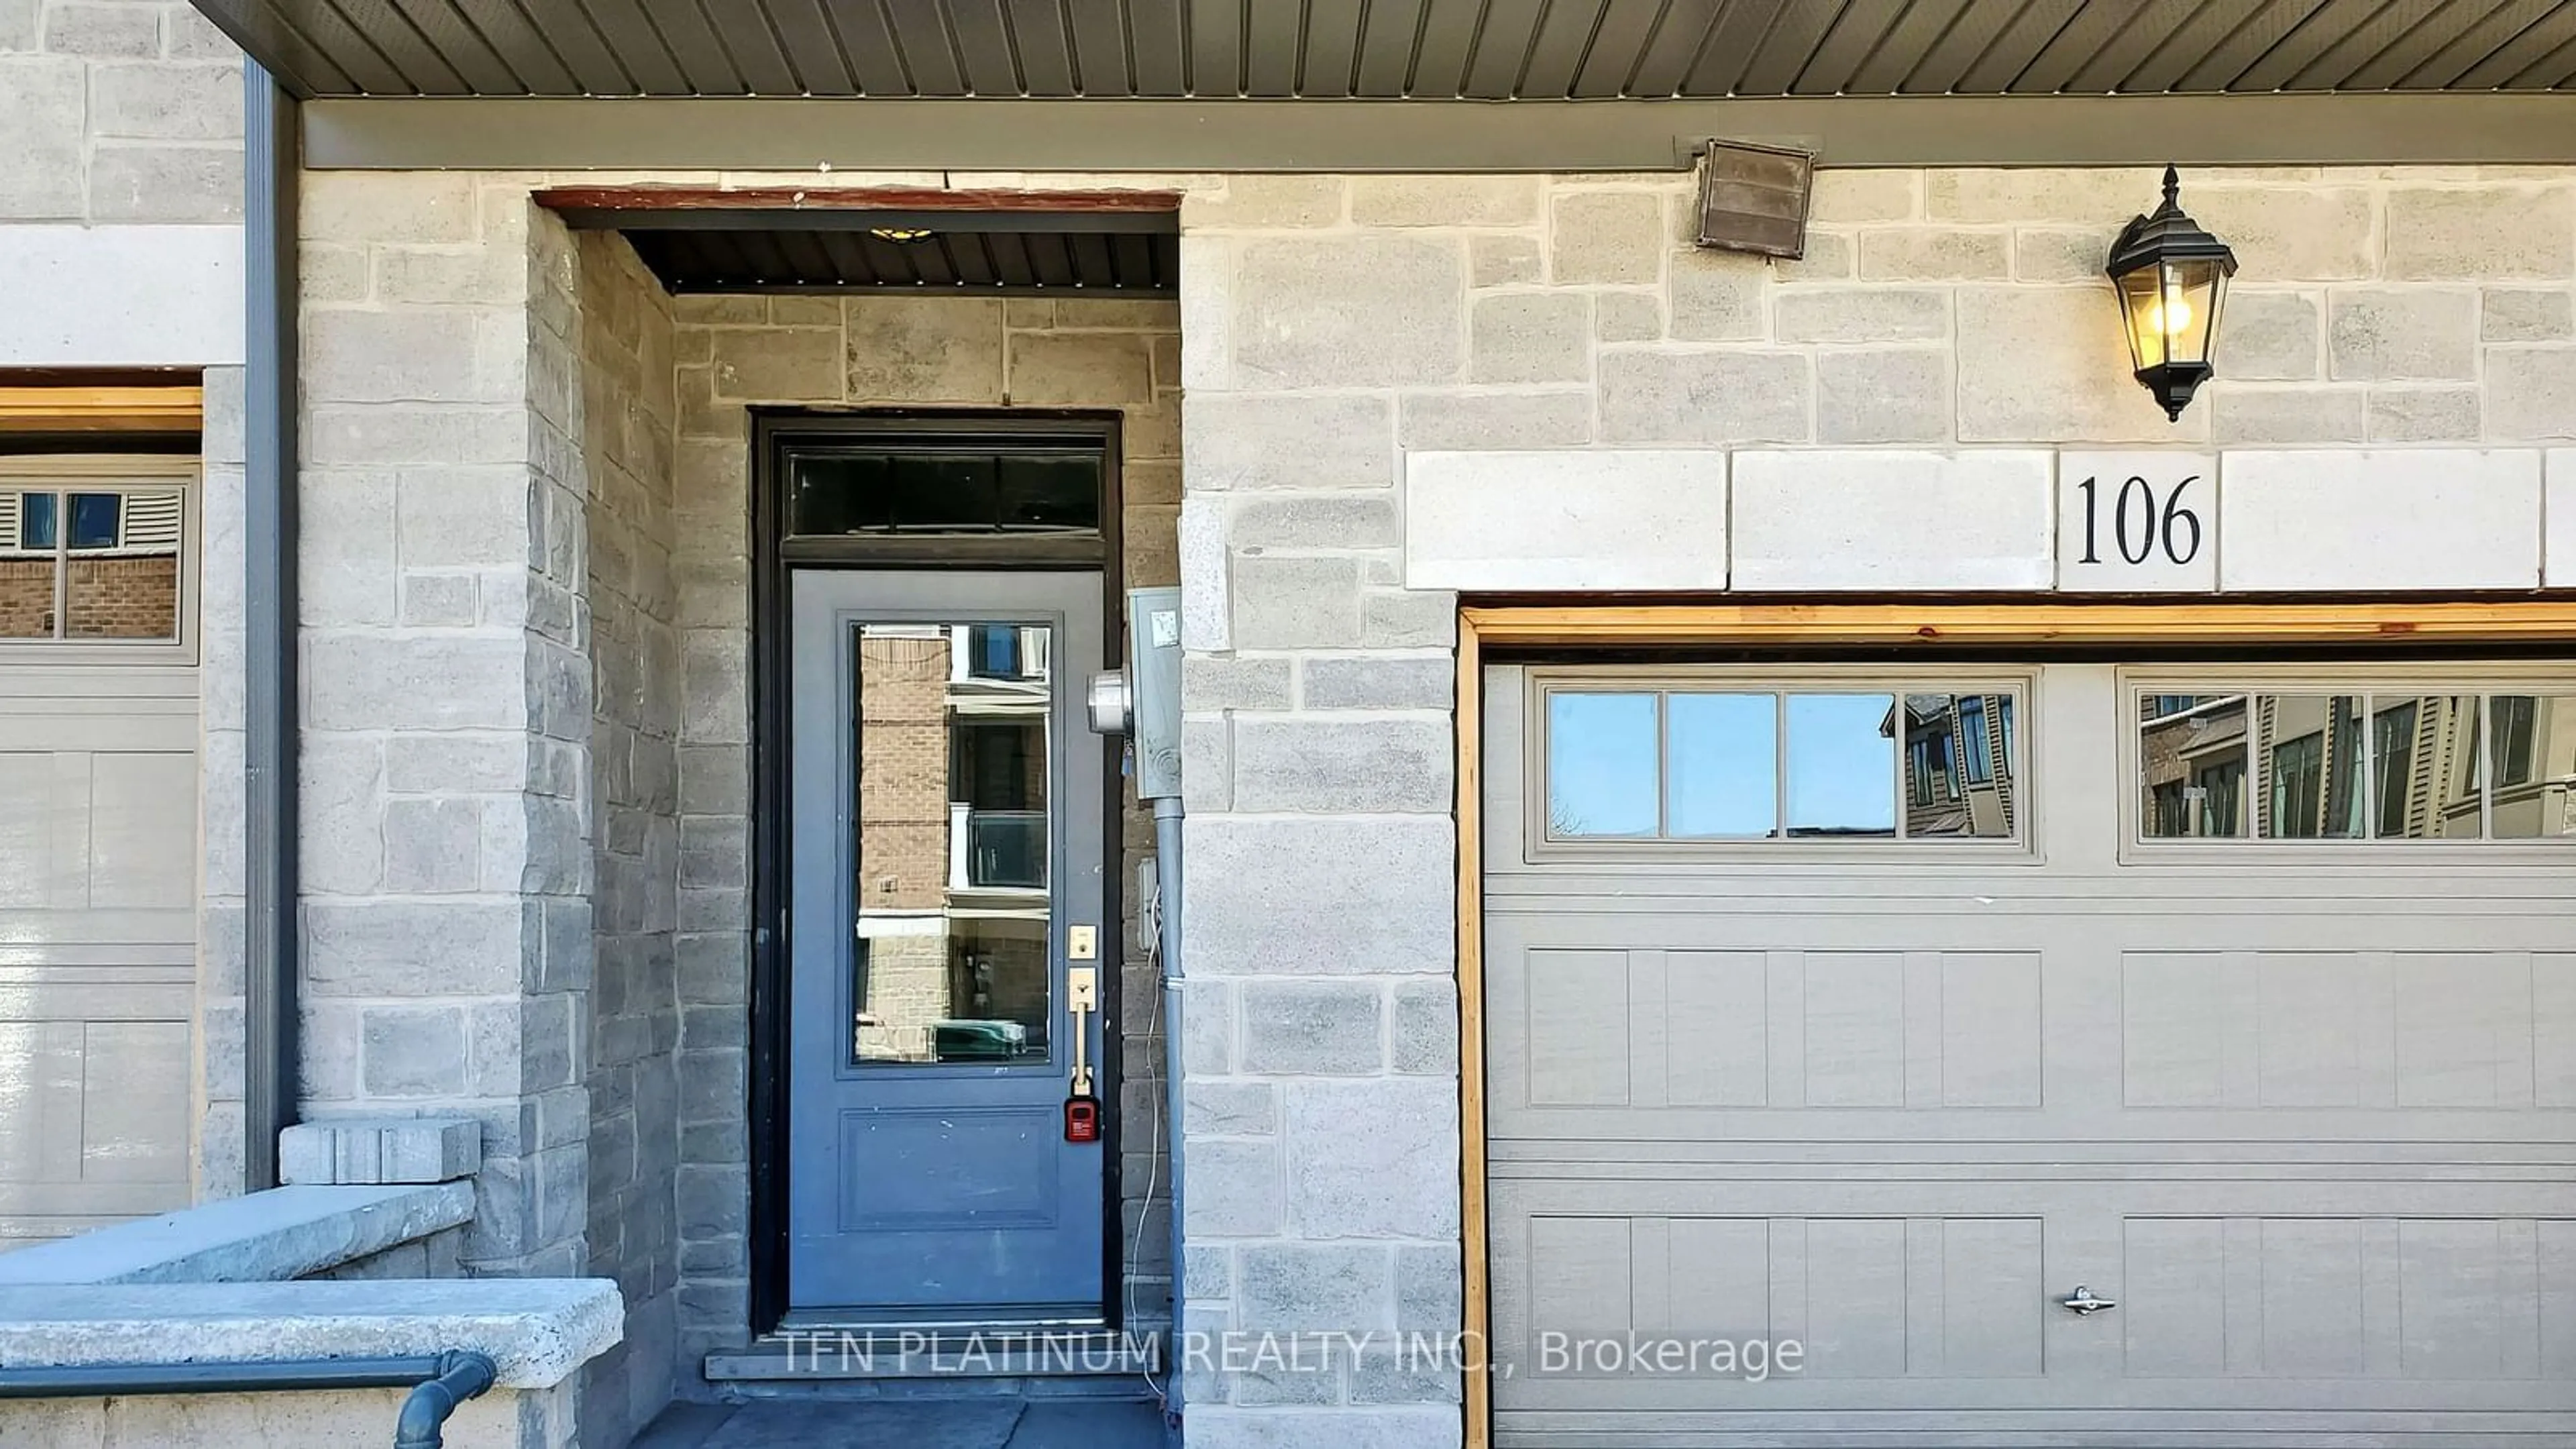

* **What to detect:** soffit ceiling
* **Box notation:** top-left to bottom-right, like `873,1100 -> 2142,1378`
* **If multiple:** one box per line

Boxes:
542,193 -> 1181,294
193,0 -> 2576,100
621,225 -> 1180,293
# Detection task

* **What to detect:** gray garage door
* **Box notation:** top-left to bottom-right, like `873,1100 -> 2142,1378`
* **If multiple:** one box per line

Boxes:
1484,662 -> 2576,1447
0,470 -> 198,1246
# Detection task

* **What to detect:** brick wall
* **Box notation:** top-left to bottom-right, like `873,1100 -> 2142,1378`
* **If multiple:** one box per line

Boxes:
0,555 -> 180,638
578,229 -> 682,1449
0,559 -> 50,635
857,634 -> 953,912
853,633 -> 956,1062
0,0 -> 240,223
66,555 -> 179,636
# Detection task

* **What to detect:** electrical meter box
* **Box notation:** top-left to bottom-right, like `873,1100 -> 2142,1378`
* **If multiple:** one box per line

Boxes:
1126,587 -> 1183,800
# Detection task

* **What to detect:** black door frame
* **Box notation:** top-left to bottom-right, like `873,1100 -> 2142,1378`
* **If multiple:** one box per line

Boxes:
745,408 -> 1128,1334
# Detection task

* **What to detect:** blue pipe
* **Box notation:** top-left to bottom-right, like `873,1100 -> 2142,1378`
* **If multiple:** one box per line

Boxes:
1152,795 -> 1185,1443
393,1351 -> 498,1449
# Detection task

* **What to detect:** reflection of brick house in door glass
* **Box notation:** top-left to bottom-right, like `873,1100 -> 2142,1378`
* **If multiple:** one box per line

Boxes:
852,621 -> 1053,1065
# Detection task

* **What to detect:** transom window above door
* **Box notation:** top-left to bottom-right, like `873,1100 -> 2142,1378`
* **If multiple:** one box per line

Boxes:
2132,680 -> 2576,843
1539,676 -> 2027,847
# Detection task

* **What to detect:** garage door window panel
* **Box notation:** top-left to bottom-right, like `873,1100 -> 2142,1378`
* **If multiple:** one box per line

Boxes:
1535,674 -> 2029,850
2489,694 -> 2576,839
1545,691 -> 1659,838
2133,681 -> 2576,845
0,467 -> 191,652
1667,692 -> 1776,839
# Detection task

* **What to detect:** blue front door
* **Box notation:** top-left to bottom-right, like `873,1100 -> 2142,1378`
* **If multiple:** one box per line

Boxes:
787,569 -> 1108,1320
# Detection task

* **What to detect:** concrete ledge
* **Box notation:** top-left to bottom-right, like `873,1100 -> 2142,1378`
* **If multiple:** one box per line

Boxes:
0,1183 -> 474,1287
0,1279 -> 624,1390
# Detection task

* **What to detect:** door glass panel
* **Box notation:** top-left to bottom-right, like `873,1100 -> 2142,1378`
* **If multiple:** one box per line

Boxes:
2256,694 -> 2363,839
1546,692 -> 1658,838
1784,694 -> 1895,838
850,620 -> 1053,1066
2487,694 -> 2576,839
2139,694 -> 2246,838
1666,692 -> 1776,838
1902,692 -> 2018,839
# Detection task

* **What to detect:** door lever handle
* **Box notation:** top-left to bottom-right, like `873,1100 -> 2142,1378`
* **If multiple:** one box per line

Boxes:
1066,965 -> 1098,1097
2060,1285 -> 2117,1316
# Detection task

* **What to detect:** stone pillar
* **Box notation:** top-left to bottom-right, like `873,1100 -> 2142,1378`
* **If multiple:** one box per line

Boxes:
294,172 -> 590,1278
195,364 -> 248,1201
1175,177 -> 1470,1447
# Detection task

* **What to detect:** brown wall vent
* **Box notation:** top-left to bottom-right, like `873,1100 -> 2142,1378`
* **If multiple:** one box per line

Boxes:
1692,139 -> 1817,261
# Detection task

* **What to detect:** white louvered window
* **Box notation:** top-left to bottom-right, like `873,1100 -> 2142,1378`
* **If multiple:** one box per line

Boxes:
0,471 -> 190,644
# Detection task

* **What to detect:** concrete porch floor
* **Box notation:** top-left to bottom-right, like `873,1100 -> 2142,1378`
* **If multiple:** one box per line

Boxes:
634,1398 -> 1170,1449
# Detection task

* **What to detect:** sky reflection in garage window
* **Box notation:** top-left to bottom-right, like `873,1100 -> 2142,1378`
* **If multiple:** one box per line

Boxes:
1786,694 -> 1897,837
1547,692 -> 1658,837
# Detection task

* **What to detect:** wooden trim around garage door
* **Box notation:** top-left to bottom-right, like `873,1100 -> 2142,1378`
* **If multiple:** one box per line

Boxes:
0,384 -> 204,434
1450,598 -> 2576,1449
1454,616 -> 1491,1446
1465,600 -> 2576,648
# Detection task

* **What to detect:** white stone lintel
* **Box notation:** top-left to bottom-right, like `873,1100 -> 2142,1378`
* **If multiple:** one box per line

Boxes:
0,1278 -> 625,1389
0,224 -> 246,367
2546,449 -> 2576,589
2219,449 -> 2542,592
1404,448 -> 1729,592
1731,449 -> 2057,592
1387,445 -> 2560,596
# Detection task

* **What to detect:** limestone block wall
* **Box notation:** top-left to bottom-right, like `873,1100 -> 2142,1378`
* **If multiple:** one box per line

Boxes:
576,231 -> 682,1449
1172,164 -> 2576,1446
0,0 -> 246,367
196,363 -> 247,1202
0,1382 -> 578,1449
0,0 -> 241,223
668,291 -> 1185,1371
294,171 -> 594,1283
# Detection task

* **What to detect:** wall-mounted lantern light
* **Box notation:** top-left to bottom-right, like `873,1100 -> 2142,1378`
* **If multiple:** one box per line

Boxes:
2105,166 -> 2237,421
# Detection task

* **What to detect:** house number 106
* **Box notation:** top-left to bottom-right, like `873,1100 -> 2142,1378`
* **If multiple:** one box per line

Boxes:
2076,474 -> 2203,566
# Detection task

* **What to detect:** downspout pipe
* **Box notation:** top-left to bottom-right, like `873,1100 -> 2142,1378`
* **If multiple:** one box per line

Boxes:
241,61 -> 302,1191
392,1351 -> 500,1449
0,1351 -> 497,1449
1152,794 -> 1185,1442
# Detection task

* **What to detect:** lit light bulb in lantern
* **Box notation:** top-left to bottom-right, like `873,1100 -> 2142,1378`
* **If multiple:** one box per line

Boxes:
2147,286 -> 2192,337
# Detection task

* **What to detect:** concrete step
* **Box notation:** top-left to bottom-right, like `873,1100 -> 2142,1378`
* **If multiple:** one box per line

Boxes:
635,1398 -> 1171,1449
704,1328 -> 1160,1383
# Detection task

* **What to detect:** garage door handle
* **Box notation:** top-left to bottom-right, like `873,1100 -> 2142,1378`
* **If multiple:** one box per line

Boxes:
2060,1285 -> 2118,1316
